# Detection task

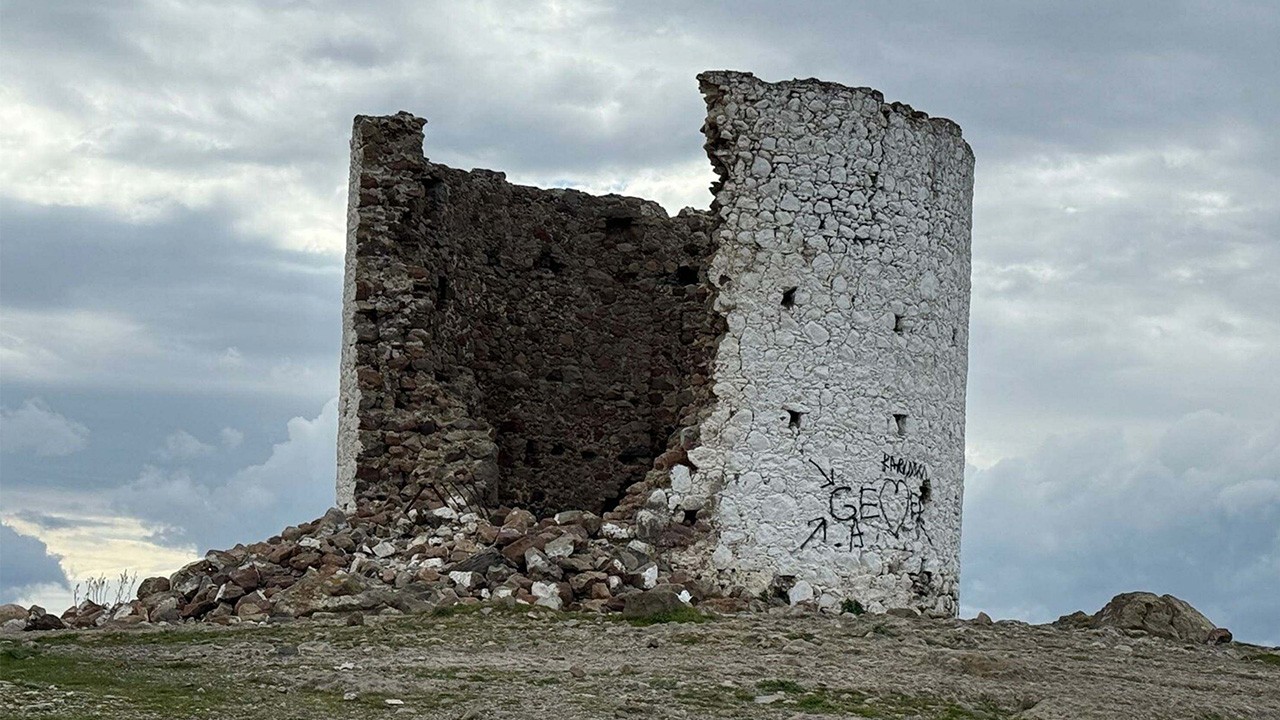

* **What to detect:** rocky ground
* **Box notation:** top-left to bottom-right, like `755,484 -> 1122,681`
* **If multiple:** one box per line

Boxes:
2,606 -> 1277,720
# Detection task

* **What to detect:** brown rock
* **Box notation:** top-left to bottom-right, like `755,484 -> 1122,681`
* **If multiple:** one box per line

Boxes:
149,596 -> 182,624
215,582 -> 246,603
500,534 -> 546,567
0,604 -> 28,623
270,571 -> 392,618
25,608 -> 66,631
206,603 -> 235,624
235,591 -> 270,616
621,587 -> 687,620
1089,592 -> 1217,643
227,566 -> 261,590
267,542 -> 299,565
699,597 -> 747,614
503,508 -> 536,532
569,571 -> 607,595
1207,627 -> 1233,645
451,547 -> 506,574
320,553 -> 348,568
136,576 -> 171,599
288,551 -> 323,571
494,527 -> 524,546
181,599 -> 218,619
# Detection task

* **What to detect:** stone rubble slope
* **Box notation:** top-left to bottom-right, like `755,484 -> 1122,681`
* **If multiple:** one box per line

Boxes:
5,502 -> 753,633
0,502 -> 1244,649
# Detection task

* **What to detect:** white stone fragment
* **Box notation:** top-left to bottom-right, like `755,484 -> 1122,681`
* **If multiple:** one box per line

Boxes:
544,535 -> 575,559
531,581 -> 563,610
635,562 -> 659,590
788,581 -> 815,605
669,464 -> 693,494
448,571 -> 479,590
600,522 -> 632,540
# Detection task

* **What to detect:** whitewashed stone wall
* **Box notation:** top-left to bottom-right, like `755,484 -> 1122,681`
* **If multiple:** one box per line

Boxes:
676,72 -> 974,616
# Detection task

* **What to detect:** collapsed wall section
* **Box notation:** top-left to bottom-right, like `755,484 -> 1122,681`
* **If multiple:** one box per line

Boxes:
338,113 -> 721,517
670,72 -> 974,615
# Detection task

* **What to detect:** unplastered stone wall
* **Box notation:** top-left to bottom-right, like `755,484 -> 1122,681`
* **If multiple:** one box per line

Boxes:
337,113 -> 721,517
668,72 -> 974,616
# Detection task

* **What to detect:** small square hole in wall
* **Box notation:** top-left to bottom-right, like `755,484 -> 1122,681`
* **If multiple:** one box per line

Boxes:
604,216 -> 635,233
675,265 -> 699,285
893,314 -> 905,334
787,409 -> 805,430
781,287 -> 798,309
435,275 -> 450,310
893,413 -> 909,437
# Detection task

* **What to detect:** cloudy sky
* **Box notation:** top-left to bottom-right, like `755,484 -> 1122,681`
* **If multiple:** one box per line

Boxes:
1,1 -> 1276,643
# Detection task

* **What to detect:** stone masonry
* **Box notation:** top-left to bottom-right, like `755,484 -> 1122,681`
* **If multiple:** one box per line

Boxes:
338,70 -> 974,616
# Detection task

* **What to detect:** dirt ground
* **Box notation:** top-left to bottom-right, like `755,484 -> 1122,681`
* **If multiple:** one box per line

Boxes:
2,607 -> 1277,719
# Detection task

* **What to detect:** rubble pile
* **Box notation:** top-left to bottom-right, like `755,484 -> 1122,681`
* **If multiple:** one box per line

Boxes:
4,502 -> 738,632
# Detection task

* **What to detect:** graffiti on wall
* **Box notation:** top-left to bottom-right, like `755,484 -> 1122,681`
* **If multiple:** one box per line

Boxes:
797,452 -> 932,553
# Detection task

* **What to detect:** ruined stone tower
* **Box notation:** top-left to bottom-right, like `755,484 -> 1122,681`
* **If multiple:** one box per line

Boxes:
338,71 -> 973,615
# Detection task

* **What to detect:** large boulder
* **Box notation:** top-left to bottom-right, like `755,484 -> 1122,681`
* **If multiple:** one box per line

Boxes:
0,604 -> 27,624
136,576 -> 171,600
25,606 -> 65,631
1082,592 -> 1218,643
621,586 -> 688,620
270,570 -> 405,618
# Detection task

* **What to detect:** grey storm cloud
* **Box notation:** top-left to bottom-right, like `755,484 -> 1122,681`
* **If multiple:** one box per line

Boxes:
0,199 -> 341,397
0,0 -> 1276,636
0,522 -> 70,602
962,409 -> 1280,645
0,398 -> 90,457
112,399 -> 339,552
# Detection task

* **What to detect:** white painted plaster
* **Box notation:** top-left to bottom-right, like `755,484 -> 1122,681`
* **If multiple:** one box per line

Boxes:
678,72 -> 973,616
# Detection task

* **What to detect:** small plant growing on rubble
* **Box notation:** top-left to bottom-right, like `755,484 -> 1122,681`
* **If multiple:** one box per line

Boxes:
840,598 -> 865,615
626,606 -> 710,627
72,570 -> 138,607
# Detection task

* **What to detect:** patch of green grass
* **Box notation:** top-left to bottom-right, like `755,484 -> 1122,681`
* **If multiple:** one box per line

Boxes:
742,679 -> 1013,718
1,637 -> 455,719
31,625 -> 289,649
796,693 -> 843,711
625,606 -> 711,626
671,632 -> 706,645
673,685 -> 755,713
429,602 -> 524,619
842,598 -> 866,615
0,641 -> 232,714
1245,652 -> 1280,667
